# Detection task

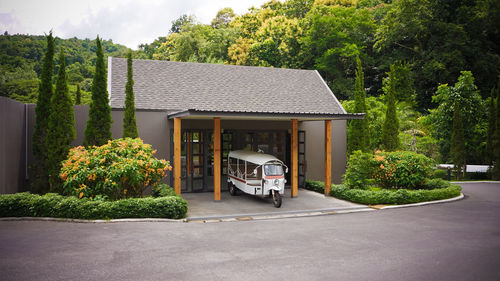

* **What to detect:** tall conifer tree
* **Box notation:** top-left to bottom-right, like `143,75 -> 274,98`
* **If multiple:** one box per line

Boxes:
46,50 -> 75,192
382,64 -> 400,151
493,77 -> 500,179
75,84 -> 81,105
347,56 -> 368,154
486,87 -> 496,164
32,32 -> 54,193
84,36 -> 112,146
451,100 -> 466,179
123,52 -> 138,138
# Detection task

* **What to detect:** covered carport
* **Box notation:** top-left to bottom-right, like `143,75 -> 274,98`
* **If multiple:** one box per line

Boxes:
168,109 -> 363,200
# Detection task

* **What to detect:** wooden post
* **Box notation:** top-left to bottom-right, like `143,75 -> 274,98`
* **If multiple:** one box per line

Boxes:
214,117 -> 221,201
324,120 -> 332,195
291,119 -> 298,197
174,118 -> 181,196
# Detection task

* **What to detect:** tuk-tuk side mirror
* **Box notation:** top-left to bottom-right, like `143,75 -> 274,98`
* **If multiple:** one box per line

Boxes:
285,167 -> 288,173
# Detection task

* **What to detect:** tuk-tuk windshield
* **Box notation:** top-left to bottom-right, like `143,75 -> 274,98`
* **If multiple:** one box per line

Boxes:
264,164 -> 284,176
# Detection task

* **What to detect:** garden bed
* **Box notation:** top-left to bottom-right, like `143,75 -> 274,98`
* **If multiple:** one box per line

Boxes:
305,180 -> 462,205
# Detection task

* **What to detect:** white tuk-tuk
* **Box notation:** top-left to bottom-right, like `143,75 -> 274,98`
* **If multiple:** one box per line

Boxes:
227,150 -> 288,208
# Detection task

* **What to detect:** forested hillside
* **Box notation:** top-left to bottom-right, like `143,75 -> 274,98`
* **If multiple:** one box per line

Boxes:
1,0 -> 499,165
0,34 -> 130,104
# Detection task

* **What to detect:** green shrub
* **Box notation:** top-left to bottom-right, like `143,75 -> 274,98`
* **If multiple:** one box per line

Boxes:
152,183 -> 178,197
372,151 -> 435,189
0,193 -> 187,219
433,169 -> 448,180
304,180 -> 324,193
330,183 -> 461,205
60,138 -> 172,199
343,150 -> 374,189
304,180 -> 462,205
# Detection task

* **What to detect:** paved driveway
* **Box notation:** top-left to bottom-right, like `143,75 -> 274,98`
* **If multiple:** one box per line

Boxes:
183,188 -> 365,219
1,183 -> 499,281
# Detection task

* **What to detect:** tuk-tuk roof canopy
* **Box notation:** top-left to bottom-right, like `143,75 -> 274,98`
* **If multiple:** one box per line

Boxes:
228,150 -> 284,166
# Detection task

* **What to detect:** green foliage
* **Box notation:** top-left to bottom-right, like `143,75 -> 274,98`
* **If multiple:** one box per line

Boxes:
152,183 -> 178,198
305,179 -> 462,205
211,8 -> 236,28
493,77 -> 500,179
123,52 -> 138,138
0,192 -> 188,219
302,4 -> 377,99
343,150 -> 374,189
31,32 -> 54,193
451,100 -> 466,179
60,138 -> 172,200
382,61 -> 415,104
46,49 -> 76,193
372,151 -> 435,189
432,169 -> 448,180
375,0 -> 500,111
84,37 -> 113,147
0,33 -> 129,103
425,71 -> 486,164
382,63 -> 400,151
347,56 -> 369,154
343,150 -> 435,189
329,182 -> 461,205
75,84 -> 81,105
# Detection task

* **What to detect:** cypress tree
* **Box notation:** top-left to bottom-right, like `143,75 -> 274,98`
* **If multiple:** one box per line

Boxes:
382,64 -> 400,151
46,50 -> 76,192
31,32 -> 55,193
347,56 -> 369,154
84,36 -> 112,146
493,77 -> 500,179
486,87 -> 496,164
75,84 -> 81,105
123,52 -> 138,138
451,100 -> 466,179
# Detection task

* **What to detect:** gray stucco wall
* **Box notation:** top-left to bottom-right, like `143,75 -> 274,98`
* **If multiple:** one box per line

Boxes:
1,97 -> 347,193
299,120 -> 347,184
0,97 -> 28,193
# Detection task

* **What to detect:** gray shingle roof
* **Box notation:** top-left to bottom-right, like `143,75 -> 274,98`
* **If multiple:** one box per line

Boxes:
108,58 -> 346,115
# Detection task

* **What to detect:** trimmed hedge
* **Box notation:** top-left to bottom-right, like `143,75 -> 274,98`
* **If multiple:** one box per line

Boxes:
0,192 -> 187,220
305,180 -> 462,205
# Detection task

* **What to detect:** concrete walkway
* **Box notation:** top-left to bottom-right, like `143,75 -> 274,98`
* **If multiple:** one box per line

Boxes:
182,188 -> 366,220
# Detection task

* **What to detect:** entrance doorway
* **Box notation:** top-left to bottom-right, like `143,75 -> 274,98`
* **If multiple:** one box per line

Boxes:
171,129 -> 305,192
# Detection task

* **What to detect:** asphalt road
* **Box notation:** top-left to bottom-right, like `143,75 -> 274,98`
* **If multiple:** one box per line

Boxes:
0,183 -> 499,281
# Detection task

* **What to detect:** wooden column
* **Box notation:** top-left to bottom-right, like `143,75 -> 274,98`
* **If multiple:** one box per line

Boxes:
214,117 -> 221,201
174,117 -> 181,196
324,120 -> 332,195
291,119 -> 298,198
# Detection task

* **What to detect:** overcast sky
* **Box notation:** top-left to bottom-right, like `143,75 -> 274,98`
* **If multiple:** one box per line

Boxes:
0,0 -> 268,49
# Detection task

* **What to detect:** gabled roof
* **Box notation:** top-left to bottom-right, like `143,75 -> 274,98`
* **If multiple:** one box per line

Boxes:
108,57 -> 352,118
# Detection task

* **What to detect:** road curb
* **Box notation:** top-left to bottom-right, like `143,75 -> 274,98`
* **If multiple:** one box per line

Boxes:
0,193 -> 466,224
185,206 -> 372,222
0,217 -> 184,223
377,192 -> 465,210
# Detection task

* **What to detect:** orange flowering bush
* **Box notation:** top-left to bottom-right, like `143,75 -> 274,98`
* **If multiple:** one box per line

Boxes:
60,138 -> 172,199
371,150 -> 434,189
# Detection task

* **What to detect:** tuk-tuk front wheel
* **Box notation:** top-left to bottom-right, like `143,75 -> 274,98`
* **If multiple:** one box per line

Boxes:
271,190 -> 282,208
228,181 -> 237,196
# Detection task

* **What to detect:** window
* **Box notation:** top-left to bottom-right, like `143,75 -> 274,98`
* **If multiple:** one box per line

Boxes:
264,164 -> 284,176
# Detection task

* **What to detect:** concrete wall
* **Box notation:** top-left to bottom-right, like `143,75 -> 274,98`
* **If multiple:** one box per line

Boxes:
0,97 -> 29,193
300,120 -> 347,184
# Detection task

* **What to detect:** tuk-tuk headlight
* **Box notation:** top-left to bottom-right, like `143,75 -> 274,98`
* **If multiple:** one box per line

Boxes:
274,179 -> 279,186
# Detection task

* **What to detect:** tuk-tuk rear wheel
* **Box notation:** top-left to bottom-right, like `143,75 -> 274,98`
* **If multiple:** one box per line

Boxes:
228,181 -> 237,196
272,190 -> 282,208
